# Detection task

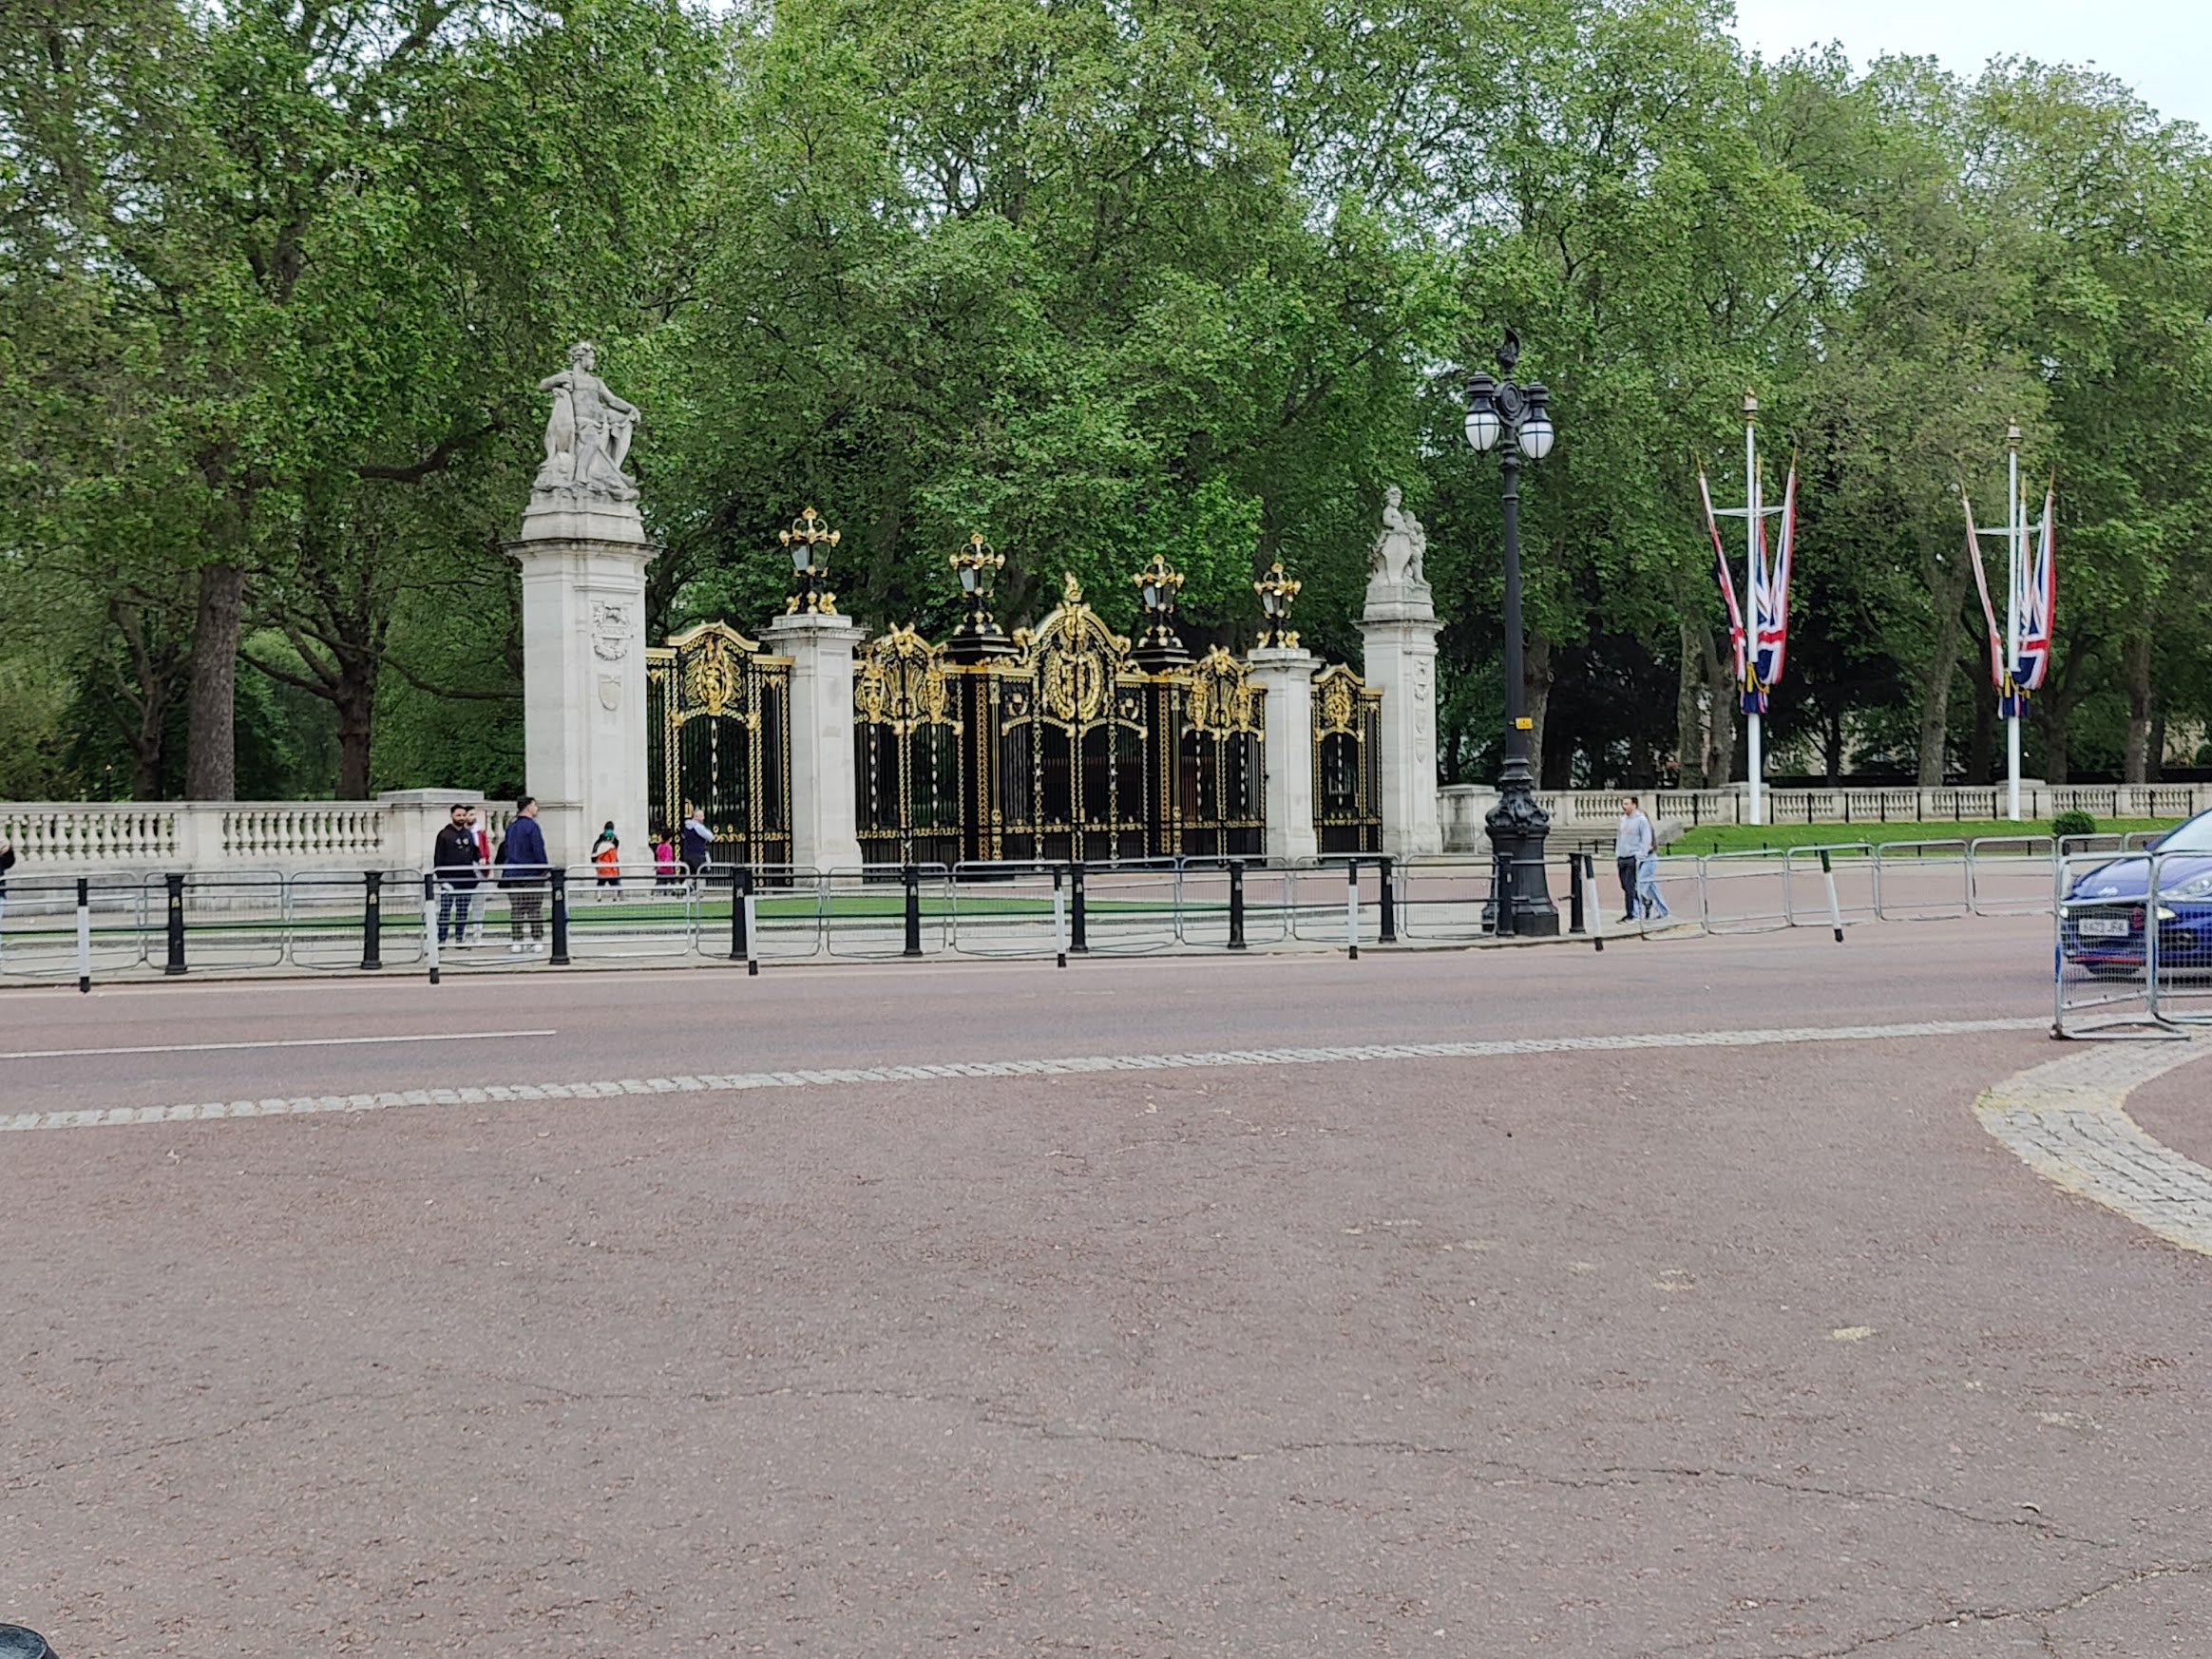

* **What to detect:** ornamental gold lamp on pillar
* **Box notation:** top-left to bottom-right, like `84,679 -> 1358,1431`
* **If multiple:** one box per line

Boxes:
1130,552 -> 1191,670
1248,557 -> 1319,865
765,505 -> 865,874
946,532 -> 1013,662
1253,560 -> 1301,650
781,506 -> 840,615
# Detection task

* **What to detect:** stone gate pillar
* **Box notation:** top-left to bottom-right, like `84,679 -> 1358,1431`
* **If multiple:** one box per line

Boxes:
508,342 -> 655,872
767,610 -> 867,874
1357,487 -> 1443,858
1248,646 -> 1319,865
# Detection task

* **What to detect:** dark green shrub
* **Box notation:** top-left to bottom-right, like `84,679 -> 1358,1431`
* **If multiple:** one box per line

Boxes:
2051,809 -> 2097,839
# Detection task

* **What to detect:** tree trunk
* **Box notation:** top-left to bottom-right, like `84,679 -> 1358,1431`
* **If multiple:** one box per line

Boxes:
184,562 -> 243,800
2148,709 -> 2166,784
2122,634 -> 2152,784
1916,621 -> 1963,787
334,662 -> 377,801
1824,697 -> 1843,786
1966,674 -> 1995,786
1698,627 -> 1736,788
1676,620 -> 1704,788
2034,658 -> 2081,785
110,600 -> 181,800
1524,634 -> 1555,788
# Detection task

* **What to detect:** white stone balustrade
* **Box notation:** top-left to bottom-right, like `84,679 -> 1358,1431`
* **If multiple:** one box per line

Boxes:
0,791 -> 483,874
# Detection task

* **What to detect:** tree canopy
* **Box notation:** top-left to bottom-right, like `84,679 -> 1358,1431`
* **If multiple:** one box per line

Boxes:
7,0 -> 2211,800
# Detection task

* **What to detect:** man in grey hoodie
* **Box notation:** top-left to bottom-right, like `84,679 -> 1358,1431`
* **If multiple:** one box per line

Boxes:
1614,795 -> 1654,925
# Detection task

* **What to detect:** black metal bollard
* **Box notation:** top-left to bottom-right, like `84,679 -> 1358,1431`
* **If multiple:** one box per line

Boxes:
360,870 -> 384,970
1069,862 -> 1088,953
1568,853 -> 1586,934
742,868 -> 759,977
1585,853 -> 1604,951
728,867 -> 748,963
1493,851 -> 1516,937
0,1623 -> 58,1658
548,869 -> 570,965
1228,860 -> 1247,951
163,871 -> 186,975
902,863 -> 924,958
1378,856 -> 1397,944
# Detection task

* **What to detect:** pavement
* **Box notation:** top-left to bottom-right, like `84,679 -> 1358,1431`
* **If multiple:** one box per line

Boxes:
2,917 -> 2209,1657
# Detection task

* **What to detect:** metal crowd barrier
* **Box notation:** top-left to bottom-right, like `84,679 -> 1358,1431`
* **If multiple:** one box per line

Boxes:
2051,847 -> 2212,1038
0,839 -> 2101,989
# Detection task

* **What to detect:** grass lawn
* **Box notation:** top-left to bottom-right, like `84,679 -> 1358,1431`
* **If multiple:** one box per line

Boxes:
1669,818 -> 2182,856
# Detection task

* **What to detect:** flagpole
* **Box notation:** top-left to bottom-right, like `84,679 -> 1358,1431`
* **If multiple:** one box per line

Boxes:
2006,422 -> 2022,822
1745,391 -> 1763,828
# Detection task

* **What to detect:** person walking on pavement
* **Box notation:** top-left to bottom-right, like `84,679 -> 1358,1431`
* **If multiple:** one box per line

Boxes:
465,804 -> 492,943
679,802 -> 714,888
498,795 -> 551,952
591,821 -> 620,895
1614,794 -> 1654,924
1635,847 -> 1670,921
431,804 -> 480,946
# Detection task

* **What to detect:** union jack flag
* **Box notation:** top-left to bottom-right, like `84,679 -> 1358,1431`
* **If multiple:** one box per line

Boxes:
1702,462 -> 1796,715
1964,481 -> 2056,718
1745,464 -> 1796,713
1698,467 -> 1746,693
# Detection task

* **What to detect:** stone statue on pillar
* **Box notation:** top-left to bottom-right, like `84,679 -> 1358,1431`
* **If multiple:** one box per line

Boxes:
1358,486 -> 1443,857
534,340 -> 639,502
509,343 -> 656,870
1368,485 -> 1429,590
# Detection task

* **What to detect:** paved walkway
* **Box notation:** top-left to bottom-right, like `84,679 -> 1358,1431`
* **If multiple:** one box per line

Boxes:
4,918 -> 2209,1658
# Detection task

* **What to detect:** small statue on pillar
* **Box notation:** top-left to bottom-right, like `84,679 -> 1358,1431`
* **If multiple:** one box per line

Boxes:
1368,485 -> 1428,589
534,341 -> 640,504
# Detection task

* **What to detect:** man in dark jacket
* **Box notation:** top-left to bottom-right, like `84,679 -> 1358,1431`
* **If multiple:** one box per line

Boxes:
498,796 -> 551,953
431,805 -> 478,945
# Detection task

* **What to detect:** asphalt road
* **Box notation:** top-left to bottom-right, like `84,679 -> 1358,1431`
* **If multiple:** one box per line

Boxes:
4,918 -> 2208,1658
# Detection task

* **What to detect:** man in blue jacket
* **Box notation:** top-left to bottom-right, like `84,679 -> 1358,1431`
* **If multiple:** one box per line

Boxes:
498,796 -> 551,954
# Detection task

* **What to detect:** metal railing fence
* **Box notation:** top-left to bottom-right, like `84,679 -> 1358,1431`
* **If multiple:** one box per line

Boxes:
0,841 -> 2101,988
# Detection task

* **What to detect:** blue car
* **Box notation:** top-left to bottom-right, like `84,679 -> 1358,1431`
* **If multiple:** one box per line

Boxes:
2060,807 -> 2212,976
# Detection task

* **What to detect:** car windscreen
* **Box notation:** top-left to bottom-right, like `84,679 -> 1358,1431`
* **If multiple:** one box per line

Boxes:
2154,813 -> 2212,854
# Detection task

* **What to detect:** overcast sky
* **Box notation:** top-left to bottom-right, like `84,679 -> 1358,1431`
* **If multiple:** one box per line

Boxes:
1728,0 -> 2209,129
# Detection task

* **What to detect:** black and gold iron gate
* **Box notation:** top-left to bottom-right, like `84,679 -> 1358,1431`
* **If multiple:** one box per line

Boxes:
853,576 -> 1266,867
646,621 -> 793,865
1313,663 -> 1382,854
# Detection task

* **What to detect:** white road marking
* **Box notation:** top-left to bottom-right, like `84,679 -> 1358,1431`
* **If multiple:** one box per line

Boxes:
1975,1039 -> 2212,1254
1,1016 -> 2045,1134
0,1029 -> 558,1062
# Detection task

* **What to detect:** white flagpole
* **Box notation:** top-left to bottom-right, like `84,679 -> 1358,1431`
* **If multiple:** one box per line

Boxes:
2006,422 -> 2022,822
1745,391 -> 1764,827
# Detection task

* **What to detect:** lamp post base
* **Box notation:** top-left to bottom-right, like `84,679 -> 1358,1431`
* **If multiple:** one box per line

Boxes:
1484,772 -> 1559,937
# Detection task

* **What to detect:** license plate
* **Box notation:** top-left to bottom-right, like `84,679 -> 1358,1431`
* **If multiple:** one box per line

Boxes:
2078,916 -> 2130,939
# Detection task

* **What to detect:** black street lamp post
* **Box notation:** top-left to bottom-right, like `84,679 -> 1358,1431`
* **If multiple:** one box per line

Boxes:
1463,330 -> 1559,937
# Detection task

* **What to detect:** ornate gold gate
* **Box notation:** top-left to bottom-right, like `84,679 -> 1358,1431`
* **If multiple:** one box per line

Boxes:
1312,663 -> 1382,853
851,575 -> 1267,866
647,621 -> 793,864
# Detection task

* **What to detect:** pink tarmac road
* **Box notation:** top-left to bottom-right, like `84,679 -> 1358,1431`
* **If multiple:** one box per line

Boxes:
4,917 -> 2209,1658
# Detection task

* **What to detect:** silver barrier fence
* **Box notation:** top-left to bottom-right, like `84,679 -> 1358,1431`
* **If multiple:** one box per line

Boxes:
0,870 -> 152,980
1871,840 -> 1972,921
1781,844 -> 1878,933
945,862 -> 1075,959
1968,836 -> 2057,917
2054,848 -> 2179,1038
1696,850 -> 1792,934
289,868 -> 422,970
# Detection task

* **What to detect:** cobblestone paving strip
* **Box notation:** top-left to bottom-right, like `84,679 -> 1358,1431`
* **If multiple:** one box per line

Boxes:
4,1015 -> 2046,1135
1976,1038 -> 2212,1254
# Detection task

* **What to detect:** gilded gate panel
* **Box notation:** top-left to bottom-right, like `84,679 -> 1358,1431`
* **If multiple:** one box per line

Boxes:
1312,662 -> 1382,854
646,620 -> 793,865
